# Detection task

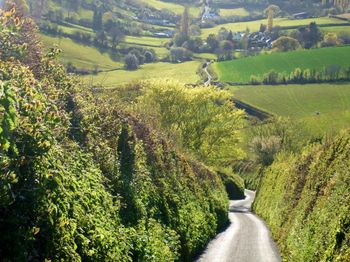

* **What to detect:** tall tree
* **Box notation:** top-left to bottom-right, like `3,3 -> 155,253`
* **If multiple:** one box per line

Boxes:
264,5 -> 280,32
180,6 -> 190,39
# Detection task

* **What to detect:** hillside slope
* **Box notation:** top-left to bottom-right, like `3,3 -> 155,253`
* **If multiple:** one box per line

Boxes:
253,134 -> 350,261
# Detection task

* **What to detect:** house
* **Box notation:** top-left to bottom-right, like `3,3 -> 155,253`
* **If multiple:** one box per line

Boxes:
232,32 -> 245,41
142,18 -> 172,26
153,29 -> 175,38
249,32 -> 272,49
292,12 -> 309,19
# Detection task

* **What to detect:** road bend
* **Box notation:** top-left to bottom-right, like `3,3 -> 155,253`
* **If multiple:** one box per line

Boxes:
196,190 -> 282,262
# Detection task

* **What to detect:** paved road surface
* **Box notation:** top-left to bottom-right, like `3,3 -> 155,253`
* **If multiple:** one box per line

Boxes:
204,62 -> 212,86
196,190 -> 282,262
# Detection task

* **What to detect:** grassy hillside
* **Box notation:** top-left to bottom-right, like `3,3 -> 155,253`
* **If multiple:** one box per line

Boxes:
254,134 -> 350,261
83,61 -> 202,87
40,34 -> 122,70
231,83 -> 350,134
201,17 -> 345,38
215,46 -> 350,83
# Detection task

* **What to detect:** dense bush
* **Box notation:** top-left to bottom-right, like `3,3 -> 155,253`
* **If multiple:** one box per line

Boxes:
254,133 -> 350,261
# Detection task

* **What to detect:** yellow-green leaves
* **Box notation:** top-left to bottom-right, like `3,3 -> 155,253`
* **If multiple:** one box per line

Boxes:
136,79 -> 245,166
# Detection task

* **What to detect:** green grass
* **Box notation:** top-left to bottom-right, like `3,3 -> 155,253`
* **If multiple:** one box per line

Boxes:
124,36 -> 169,47
40,34 -> 122,70
219,8 -> 249,17
202,17 -> 345,38
139,0 -> 201,17
321,25 -> 350,36
214,46 -> 350,83
232,83 -> 350,134
82,61 -> 201,87
194,53 -> 217,60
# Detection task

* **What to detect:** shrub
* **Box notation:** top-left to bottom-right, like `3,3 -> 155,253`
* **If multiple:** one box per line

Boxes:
124,53 -> 139,70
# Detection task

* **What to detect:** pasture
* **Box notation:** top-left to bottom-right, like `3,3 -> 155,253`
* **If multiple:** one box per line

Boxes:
214,46 -> 350,83
219,8 -> 250,17
124,36 -> 169,47
139,0 -> 201,17
40,34 -> 122,70
201,17 -> 345,38
82,61 -> 202,87
231,83 -> 350,134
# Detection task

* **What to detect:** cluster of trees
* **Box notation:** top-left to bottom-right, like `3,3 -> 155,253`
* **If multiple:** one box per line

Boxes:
250,65 -> 350,84
289,22 -> 322,49
272,22 -> 348,53
0,5 -> 245,261
124,48 -> 156,70
205,30 -> 240,61
169,8 -> 198,62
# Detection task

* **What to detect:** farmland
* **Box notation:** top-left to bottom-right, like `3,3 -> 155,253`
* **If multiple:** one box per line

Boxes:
214,46 -> 350,83
219,8 -> 250,17
201,17 -> 345,38
82,61 -> 202,87
139,0 -> 201,17
231,83 -> 350,134
40,34 -> 122,70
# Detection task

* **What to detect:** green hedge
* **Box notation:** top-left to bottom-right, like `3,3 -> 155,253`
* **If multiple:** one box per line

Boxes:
254,134 -> 350,261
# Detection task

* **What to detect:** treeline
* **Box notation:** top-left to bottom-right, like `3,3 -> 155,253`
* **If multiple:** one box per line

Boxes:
249,65 -> 350,85
0,6 -> 245,261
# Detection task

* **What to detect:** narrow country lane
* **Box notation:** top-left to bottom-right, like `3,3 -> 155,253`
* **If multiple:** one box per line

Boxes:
196,190 -> 282,262
204,62 -> 212,86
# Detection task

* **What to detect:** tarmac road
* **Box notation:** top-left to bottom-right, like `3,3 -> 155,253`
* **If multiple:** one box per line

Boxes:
196,190 -> 282,262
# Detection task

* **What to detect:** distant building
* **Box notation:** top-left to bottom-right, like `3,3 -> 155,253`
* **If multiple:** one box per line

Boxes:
249,32 -> 272,49
142,18 -> 172,26
153,29 -> 174,38
232,32 -> 245,41
292,12 -> 309,19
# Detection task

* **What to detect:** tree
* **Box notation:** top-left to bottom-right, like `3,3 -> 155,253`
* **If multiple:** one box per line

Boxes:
272,36 -> 301,52
321,32 -> 341,47
144,51 -> 155,63
92,6 -> 103,31
308,22 -> 322,48
264,5 -> 280,32
183,37 -> 203,52
124,54 -> 139,70
27,0 -> 48,19
136,80 -> 245,165
206,34 -> 220,52
180,6 -> 190,39
217,40 -> 234,61
169,47 -> 192,63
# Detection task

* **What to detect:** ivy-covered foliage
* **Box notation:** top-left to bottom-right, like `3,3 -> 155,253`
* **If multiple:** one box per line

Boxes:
0,6 -> 234,261
254,133 -> 350,261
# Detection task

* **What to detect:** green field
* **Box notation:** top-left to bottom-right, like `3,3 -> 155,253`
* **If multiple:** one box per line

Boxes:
124,36 -> 169,47
232,83 -> 350,134
214,46 -> 350,83
219,8 -> 250,17
82,61 -> 201,87
321,25 -> 350,36
40,34 -> 122,70
140,0 -> 201,17
202,17 -> 345,38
